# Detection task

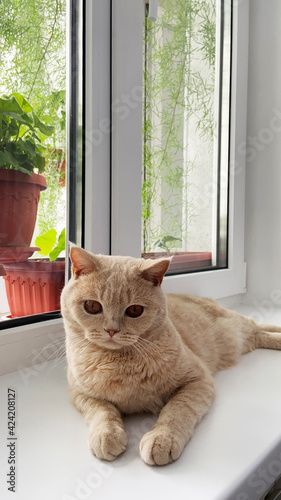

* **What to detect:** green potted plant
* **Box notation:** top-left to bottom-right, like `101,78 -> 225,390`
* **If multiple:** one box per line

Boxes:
0,92 -> 53,262
2,229 -> 65,317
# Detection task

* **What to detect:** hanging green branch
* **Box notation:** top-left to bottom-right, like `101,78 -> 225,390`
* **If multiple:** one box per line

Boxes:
28,0 -> 60,99
142,0 -> 216,253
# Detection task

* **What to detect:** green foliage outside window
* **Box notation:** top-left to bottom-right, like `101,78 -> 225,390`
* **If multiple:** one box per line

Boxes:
142,0 -> 216,253
0,0 -> 66,243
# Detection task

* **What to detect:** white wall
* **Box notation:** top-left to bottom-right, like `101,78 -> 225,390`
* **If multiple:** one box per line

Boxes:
243,0 -> 281,304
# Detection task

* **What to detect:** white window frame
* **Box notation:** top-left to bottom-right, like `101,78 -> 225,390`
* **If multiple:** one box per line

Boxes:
111,0 -> 249,299
0,0 -> 249,374
83,0 -> 111,255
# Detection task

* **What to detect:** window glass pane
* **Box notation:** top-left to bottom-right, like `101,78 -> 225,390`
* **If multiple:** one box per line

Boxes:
142,0 -> 231,273
0,0 -> 78,323
68,0 -> 84,247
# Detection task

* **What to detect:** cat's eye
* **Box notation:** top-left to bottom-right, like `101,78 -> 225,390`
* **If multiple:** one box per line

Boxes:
84,300 -> 103,315
126,305 -> 144,318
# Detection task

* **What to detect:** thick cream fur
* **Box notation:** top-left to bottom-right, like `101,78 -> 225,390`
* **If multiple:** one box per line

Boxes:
61,248 -> 281,465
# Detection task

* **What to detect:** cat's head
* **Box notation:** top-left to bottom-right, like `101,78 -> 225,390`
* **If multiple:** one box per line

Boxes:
61,246 -> 171,350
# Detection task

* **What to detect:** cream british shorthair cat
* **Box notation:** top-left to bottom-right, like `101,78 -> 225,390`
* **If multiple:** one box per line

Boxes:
61,245 -> 281,465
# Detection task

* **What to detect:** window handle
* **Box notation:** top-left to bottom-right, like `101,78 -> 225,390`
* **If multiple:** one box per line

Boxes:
148,0 -> 158,22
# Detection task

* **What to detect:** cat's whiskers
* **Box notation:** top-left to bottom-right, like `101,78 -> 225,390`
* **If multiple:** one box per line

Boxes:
71,337 -> 90,347
44,345 -> 67,379
117,334 -> 137,345
24,338 -> 64,363
136,337 -> 160,361
99,334 -> 160,361
51,343 -> 66,363
139,344 -> 158,362
134,341 -> 160,365
71,336 -> 93,355
70,331 -> 158,359
79,342 -> 93,357
137,336 -> 159,350
51,348 -> 67,368
33,342 -> 66,377
134,337 -> 159,362
130,342 -> 146,360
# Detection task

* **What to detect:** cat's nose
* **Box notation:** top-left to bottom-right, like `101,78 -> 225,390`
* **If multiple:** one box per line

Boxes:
104,328 -> 120,338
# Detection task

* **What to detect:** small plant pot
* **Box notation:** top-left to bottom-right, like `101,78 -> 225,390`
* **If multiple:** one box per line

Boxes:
0,170 -> 47,248
2,259 -> 65,318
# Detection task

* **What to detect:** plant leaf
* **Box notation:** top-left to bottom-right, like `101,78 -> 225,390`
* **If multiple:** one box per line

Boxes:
0,149 -> 33,174
32,112 -> 54,136
19,139 -> 36,158
35,229 -> 57,256
49,228 -> 65,261
4,111 -> 33,129
0,96 -> 23,114
162,235 -> 182,243
18,162 -> 34,174
34,153 -> 45,172
12,93 -> 33,113
0,149 -> 20,169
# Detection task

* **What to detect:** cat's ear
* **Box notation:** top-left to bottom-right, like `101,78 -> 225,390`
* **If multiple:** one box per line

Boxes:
69,244 -> 99,279
140,257 -> 172,286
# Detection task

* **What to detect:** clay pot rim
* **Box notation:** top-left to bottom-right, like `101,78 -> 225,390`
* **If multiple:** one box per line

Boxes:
3,258 -> 65,271
0,168 -> 47,191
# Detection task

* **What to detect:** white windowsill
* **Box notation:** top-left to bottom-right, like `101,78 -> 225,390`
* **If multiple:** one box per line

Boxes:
0,305 -> 281,500
0,318 -> 65,376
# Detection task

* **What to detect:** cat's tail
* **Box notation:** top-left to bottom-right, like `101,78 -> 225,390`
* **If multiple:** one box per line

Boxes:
255,324 -> 281,350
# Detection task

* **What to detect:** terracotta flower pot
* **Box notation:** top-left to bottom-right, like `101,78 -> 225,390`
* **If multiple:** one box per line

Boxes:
0,169 -> 47,248
2,259 -> 65,318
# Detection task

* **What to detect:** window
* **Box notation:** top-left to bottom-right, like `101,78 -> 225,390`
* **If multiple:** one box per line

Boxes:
0,0 -> 249,373
142,0 -> 231,274
111,0 -> 247,299
0,0 -> 83,325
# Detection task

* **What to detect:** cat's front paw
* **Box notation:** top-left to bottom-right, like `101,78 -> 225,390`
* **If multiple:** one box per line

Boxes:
88,422 -> 128,461
140,426 -> 184,465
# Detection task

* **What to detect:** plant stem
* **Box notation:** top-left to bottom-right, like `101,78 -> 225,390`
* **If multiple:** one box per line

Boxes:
28,0 -> 59,100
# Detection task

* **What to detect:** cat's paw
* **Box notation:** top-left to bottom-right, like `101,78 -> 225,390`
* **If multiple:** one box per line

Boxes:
140,426 -> 184,465
88,422 -> 128,461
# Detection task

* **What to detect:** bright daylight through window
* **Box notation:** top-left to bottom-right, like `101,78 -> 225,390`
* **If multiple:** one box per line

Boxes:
142,0 -> 232,274
0,0 -> 233,324
0,0 -> 67,322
